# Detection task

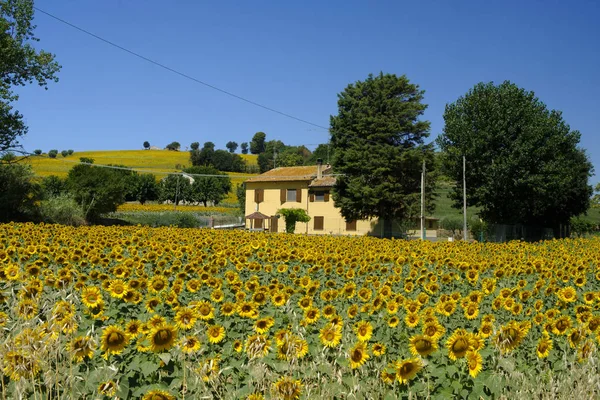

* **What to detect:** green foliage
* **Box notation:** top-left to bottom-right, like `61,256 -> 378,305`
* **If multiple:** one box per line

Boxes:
61,149 -> 68,157
33,149 -> 41,155
0,162 -> 40,221
190,145 -> 245,172
130,173 -> 159,204
240,142 -> 248,154
307,143 -> 330,165
592,183 -> 600,209
277,208 -> 311,233
438,81 -> 593,228
236,183 -> 246,214
165,141 -> 181,151
143,141 -> 150,149
184,166 -> 232,206
159,174 -> 191,205
79,156 -> 94,164
66,162 -> 127,222
250,132 -> 266,154
330,72 -> 435,224
257,140 -> 310,173
570,217 -> 596,237
0,1 -> 61,154
48,149 -> 58,158
39,194 -> 86,226
67,149 -> 74,155
1,151 -> 15,162
41,174 -> 67,198
469,218 -> 488,241
226,141 -> 238,153
440,217 -> 463,237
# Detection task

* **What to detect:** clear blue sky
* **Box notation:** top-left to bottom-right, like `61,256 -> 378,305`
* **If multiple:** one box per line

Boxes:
16,0 -> 600,183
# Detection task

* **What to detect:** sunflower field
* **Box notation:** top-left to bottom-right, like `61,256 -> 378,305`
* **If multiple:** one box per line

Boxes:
1,223 -> 600,399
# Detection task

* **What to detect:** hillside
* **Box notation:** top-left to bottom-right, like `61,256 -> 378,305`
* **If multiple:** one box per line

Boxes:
25,149 -> 258,203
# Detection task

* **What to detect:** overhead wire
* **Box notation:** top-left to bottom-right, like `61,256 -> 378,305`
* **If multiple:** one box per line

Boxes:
32,7 -> 403,148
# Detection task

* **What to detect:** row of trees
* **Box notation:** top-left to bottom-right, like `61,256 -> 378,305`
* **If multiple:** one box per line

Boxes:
329,73 -> 594,237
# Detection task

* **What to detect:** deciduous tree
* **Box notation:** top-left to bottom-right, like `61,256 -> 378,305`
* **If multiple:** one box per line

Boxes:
437,81 -> 593,230
250,132 -> 266,154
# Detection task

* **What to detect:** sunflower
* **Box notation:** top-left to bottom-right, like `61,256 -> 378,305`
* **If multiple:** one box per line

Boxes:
348,342 -> 369,369
0,311 -> 8,327
68,336 -> 95,362
149,275 -> 168,293
495,321 -> 526,353
98,381 -> 118,397
108,279 -> 128,299
395,358 -> 423,385
220,301 -> 236,316
147,314 -> 167,329
174,307 -> 197,330
272,376 -> 303,400
238,301 -> 259,319
207,325 -> 226,344
148,324 -> 177,352
355,320 -> 373,342
211,289 -> 225,303
557,286 -> 577,303
568,328 -> 585,349
246,334 -> 271,358
276,334 -> 308,361
319,324 -> 342,348
578,340 -> 595,362
463,303 -> 479,320
180,336 -> 201,354
126,320 -> 143,337
100,325 -> 129,357
255,317 -> 275,334
405,312 -> 420,328
536,335 -> 552,358
2,351 -> 41,381
388,315 -> 400,328
421,320 -> 444,341
446,329 -> 472,360
552,315 -> 572,335
81,286 -> 103,308
409,334 -> 438,357
141,389 -> 175,400
16,299 -> 38,320
347,304 -> 359,319
233,339 -> 243,353
372,342 -> 386,357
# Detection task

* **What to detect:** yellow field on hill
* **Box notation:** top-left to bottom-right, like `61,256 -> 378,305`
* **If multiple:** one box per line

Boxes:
25,149 -> 258,203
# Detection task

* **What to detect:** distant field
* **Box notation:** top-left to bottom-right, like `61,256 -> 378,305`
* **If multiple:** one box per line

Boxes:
24,149 -> 258,203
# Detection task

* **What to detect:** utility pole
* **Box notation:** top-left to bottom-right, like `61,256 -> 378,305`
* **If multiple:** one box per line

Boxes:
420,159 -> 426,240
463,156 -> 467,241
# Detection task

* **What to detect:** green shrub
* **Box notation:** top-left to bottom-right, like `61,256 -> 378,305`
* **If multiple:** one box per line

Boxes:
469,218 -> 488,241
440,217 -> 463,237
39,194 -> 86,226
48,149 -> 58,158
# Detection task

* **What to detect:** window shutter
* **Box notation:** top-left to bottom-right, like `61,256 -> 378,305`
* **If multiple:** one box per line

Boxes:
309,193 -> 315,202
296,188 -> 302,203
254,189 -> 264,203
280,189 -> 286,203
346,220 -> 357,231
314,216 -> 324,230
324,192 -> 330,202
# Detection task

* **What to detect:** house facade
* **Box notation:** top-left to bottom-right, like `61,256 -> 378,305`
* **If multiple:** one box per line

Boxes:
244,163 -> 377,235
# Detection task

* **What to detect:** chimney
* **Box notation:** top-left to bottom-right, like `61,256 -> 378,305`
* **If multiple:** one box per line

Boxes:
316,158 -> 323,179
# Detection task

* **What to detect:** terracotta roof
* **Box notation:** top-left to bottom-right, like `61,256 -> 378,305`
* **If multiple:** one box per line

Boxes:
309,176 -> 337,187
245,211 -> 271,220
246,165 -> 333,183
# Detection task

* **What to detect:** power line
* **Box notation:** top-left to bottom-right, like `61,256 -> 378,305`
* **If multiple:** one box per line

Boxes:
33,7 -> 403,148
33,6 -> 327,131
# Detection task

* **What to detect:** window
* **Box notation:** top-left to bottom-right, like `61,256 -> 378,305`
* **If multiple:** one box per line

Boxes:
346,220 -> 357,231
281,188 -> 302,203
314,216 -> 324,231
310,190 -> 330,202
287,189 -> 297,202
254,189 -> 264,203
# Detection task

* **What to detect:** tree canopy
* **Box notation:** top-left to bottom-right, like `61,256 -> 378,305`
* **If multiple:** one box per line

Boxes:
1,1 -> 60,154
183,166 -> 231,207
250,132 -> 266,154
330,72 -> 435,224
437,81 -> 593,228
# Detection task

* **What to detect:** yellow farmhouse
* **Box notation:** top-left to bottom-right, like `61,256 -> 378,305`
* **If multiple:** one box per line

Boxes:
244,162 -> 379,235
